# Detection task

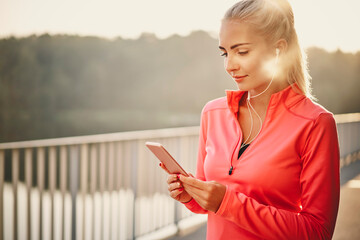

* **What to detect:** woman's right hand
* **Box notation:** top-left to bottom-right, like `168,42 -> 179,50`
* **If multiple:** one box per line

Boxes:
159,163 -> 193,203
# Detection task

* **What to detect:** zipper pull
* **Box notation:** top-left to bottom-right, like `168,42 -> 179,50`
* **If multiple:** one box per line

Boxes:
229,166 -> 233,175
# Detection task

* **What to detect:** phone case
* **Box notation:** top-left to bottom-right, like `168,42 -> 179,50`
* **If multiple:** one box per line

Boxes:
145,142 -> 188,176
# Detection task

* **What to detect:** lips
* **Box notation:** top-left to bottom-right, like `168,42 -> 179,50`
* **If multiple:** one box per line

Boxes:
232,75 -> 248,82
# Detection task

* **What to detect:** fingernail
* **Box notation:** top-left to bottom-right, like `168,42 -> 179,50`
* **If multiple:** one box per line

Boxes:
179,188 -> 184,192
159,163 -> 162,167
177,174 -> 180,179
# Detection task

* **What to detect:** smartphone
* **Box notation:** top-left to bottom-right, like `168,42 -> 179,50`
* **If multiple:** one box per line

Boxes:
145,141 -> 188,176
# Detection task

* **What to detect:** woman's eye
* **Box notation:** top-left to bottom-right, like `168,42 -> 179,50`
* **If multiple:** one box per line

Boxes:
238,51 -> 249,55
220,52 -> 228,57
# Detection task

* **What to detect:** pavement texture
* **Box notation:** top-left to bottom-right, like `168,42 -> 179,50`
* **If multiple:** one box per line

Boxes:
333,173 -> 360,239
169,160 -> 360,240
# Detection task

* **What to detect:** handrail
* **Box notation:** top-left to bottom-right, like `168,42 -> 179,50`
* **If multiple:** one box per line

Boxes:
333,112 -> 360,124
0,126 -> 199,150
2,113 -> 359,150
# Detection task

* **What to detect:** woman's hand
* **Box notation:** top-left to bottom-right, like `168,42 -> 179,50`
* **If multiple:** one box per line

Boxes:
179,175 -> 226,213
159,163 -> 193,203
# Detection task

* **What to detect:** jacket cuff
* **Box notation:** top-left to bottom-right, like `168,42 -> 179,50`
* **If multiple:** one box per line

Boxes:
215,185 -> 233,216
183,198 -> 199,209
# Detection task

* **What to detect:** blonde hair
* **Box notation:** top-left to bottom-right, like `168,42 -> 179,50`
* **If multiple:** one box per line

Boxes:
224,0 -> 315,100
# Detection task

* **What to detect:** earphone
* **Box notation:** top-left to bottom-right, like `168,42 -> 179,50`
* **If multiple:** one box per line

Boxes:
243,47 -> 280,146
247,48 -> 280,100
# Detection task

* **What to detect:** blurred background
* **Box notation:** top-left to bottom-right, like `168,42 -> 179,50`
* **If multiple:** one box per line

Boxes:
1,0 -> 360,143
1,1 -> 360,240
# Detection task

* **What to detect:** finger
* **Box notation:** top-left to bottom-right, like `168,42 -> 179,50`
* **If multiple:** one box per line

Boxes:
182,184 -> 207,207
169,188 -> 184,199
159,162 -> 170,174
168,181 -> 183,192
167,174 -> 179,184
189,173 -> 195,178
182,182 -> 207,197
179,175 -> 208,189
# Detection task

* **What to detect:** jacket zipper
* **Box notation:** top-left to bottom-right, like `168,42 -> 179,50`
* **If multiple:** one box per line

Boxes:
229,112 -> 242,175
228,96 -> 274,175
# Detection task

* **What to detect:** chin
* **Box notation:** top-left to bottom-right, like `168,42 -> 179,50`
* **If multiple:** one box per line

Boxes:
236,83 -> 250,91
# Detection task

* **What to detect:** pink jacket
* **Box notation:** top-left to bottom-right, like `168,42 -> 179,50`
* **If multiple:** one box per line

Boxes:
184,83 -> 340,239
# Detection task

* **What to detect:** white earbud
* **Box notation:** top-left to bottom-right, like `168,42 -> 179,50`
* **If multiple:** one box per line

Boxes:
248,48 -> 280,101
276,48 -> 280,56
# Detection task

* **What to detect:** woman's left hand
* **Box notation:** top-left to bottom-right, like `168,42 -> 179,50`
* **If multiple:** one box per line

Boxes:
179,175 -> 226,213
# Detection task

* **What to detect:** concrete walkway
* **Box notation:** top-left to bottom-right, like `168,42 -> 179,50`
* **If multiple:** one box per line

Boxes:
169,160 -> 360,240
333,173 -> 360,239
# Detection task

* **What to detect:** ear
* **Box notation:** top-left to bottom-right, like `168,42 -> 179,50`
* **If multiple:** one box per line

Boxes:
274,39 -> 288,54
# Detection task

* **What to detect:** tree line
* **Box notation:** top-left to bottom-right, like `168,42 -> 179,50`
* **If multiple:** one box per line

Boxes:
0,32 -> 359,143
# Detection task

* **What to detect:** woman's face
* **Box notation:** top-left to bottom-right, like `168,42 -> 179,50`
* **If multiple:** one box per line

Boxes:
219,20 -> 277,92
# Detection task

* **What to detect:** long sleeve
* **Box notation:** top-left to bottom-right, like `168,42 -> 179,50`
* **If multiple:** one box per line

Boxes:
215,113 -> 340,239
184,108 -> 209,214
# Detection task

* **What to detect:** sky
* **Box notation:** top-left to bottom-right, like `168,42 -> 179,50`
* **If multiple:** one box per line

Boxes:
1,0 -> 359,53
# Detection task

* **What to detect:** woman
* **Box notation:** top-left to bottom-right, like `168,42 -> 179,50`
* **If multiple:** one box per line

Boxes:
161,0 -> 340,239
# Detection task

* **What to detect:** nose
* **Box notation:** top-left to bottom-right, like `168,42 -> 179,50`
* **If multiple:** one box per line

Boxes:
225,55 -> 239,74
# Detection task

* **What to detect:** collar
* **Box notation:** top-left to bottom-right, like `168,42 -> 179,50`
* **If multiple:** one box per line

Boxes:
225,83 -> 305,114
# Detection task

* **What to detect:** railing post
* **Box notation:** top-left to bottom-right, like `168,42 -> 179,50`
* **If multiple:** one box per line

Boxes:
99,142 -> 106,239
80,144 -> 88,240
12,149 -> 19,240
25,148 -> 32,240
174,138 -> 181,232
115,142 -> 123,240
49,146 -> 56,240
60,146 -> 67,240
108,142 -> 115,239
89,144 -> 97,240
70,145 -> 79,240
37,147 -> 45,240
131,141 -> 138,240
0,150 -> 4,240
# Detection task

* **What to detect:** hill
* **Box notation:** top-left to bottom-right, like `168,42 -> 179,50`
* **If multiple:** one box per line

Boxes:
0,32 -> 359,142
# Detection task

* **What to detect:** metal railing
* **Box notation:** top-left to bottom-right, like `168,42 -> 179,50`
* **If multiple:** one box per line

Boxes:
0,113 -> 360,240
334,113 -> 360,167
0,127 -> 201,240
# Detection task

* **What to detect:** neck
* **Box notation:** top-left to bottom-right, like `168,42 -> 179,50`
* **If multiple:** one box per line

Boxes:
246,80 -> 290,108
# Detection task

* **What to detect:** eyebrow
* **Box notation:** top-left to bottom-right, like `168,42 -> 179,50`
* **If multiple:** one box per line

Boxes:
218,43 -> 251,50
